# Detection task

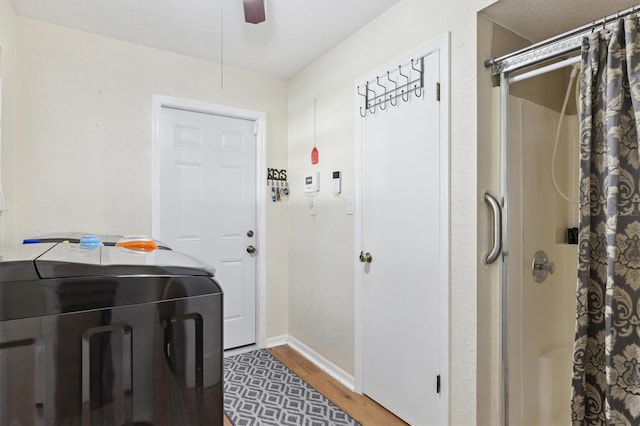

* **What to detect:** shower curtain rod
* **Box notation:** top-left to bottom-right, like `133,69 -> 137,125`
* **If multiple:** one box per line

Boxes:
484,4 -> 640,75
508,55 -> 580,84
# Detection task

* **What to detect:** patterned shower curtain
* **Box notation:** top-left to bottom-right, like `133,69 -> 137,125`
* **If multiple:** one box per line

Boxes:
571,15 -> 640,425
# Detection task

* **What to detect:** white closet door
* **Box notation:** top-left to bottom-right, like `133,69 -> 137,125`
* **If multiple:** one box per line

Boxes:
360,50 -> 446,425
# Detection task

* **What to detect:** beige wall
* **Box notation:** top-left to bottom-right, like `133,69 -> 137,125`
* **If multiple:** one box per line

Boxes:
3,16 -> 290,339
0,1 -> 17,244
288,1 -> 495,423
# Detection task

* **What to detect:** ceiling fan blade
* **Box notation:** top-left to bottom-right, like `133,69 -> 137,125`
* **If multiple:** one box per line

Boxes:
243,0 -> 266,24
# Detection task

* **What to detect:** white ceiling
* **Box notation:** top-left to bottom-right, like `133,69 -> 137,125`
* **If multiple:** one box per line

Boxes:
8,0 -> 400,80
481,0 -> 640,43
10,0 -> 640,80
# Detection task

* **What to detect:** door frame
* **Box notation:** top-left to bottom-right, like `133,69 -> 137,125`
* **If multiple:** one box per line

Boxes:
151,94 -> 267,349
353,32 -> 450,421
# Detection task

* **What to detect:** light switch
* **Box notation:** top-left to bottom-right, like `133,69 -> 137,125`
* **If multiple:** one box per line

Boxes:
346,196 -> 354,215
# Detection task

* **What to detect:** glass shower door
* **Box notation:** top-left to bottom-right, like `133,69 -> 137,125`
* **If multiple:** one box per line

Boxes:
503,72 -> 579,426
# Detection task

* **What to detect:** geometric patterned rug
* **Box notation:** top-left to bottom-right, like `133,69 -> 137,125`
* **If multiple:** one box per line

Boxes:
224,349 -> 361,426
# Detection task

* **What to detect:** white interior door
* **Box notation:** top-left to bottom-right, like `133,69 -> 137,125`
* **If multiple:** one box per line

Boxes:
158,106 -> 257,350
358,45 -> 448,425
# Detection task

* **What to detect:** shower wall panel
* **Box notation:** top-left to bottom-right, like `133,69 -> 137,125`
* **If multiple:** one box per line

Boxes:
508,96 -> 578,426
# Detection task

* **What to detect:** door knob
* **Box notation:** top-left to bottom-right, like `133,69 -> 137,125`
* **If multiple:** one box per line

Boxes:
359,251 -> 372,263
247,245 -> 256,254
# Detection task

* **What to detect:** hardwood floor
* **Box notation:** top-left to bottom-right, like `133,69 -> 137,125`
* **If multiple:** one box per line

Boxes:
223,344 -> 407,425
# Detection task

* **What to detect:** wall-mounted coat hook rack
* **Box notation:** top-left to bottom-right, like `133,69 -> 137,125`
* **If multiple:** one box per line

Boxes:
267,168 -> 288,203
357,56 -> 424,117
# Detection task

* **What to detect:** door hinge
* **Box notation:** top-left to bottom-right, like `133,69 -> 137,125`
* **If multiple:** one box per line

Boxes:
253,121 -> 259,135
436,82 -> 441,102
436,374 -> 441,394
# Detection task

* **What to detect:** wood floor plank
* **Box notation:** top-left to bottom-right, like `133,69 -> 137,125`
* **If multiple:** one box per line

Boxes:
267,345 -> 408,426
223,414 -> 233,426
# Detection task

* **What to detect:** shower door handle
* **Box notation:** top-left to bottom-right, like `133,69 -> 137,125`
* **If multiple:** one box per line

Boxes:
484,192 -> 502,264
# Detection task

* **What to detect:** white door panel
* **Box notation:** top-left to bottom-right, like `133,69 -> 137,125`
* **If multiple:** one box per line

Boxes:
360,50 -> 445,425
158,107 -> 256,350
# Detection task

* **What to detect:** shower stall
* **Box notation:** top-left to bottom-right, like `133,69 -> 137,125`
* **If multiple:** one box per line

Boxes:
484,13 -> 616,426
485,5 -> 640,425
503,63 -> 580,425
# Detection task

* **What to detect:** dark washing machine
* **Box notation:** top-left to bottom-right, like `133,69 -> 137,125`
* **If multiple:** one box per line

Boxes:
0,242 -> 223,426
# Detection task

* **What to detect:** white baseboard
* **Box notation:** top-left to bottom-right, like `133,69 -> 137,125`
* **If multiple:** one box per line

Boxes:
265,334 -> 289,348
266,334 -> 356,392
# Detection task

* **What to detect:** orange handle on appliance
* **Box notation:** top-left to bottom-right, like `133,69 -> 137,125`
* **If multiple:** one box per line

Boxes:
115,240 -> 158,252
